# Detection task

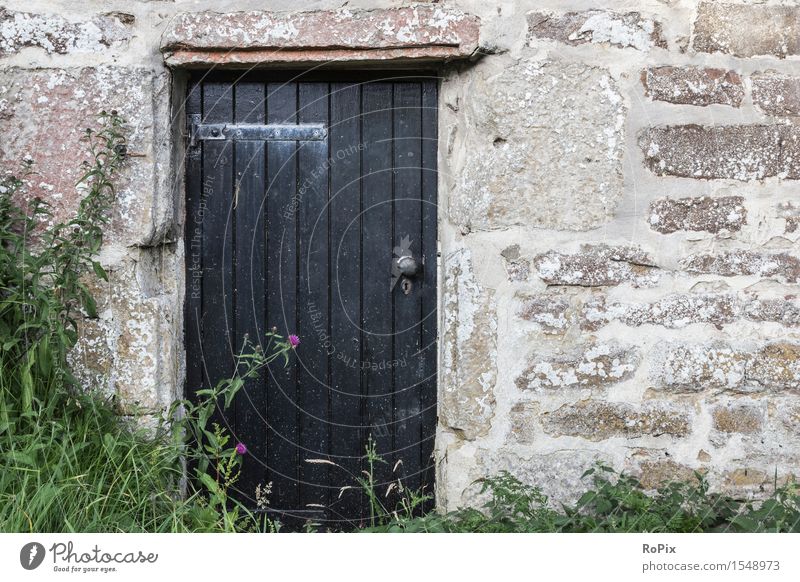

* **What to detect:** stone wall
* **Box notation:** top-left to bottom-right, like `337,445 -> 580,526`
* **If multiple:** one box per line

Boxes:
437,0 -> 800,509
1,0 -> 799,510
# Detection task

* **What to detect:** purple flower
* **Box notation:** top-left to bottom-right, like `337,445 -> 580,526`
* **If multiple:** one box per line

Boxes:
288,334 -> 300,349
235,442 -> 247,456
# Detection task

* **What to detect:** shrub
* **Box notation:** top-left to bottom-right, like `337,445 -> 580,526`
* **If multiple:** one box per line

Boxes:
362,465 -> 800,533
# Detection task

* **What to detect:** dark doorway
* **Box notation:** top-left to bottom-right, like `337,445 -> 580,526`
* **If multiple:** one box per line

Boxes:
184,71 -> 438,529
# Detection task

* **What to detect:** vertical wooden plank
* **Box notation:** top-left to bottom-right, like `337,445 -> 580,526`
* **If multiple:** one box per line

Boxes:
361,81 -> 395,498
328,82 -> 363,524
419,79 -> 438,512
201,81 -> 235,444
296,81 -> 331,514
392,81 -> 423,493
265,82 -> 300,512
233,81 -> 267,506
184,77 -> 204,415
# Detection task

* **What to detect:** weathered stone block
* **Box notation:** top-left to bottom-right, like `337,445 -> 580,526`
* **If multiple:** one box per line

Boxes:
642,66 -> 743,107
649,196 -> 746,234
68,247 -> 182,414
651,341 -> 800,393
620,293 -> 738,329
516,293 -> 571,334
748,343 -> 800,391
533,245 -> 660,288
161,6 -> 480,66
581,293 -> 737,331
450,59 -> 625,231
0,66 -> 172,247
543,400 -> 691,441
743,296 -> 800,327
516,342 -> 639,390
640,125 -> 799,181
693,2 -> 800,58
509,402 -> 539,444
682,251 -> 800,284
527,10 -> 666,51
778,202 -> 800,234
722,468 -> 770,489
650,342 -> 749,392
501,245 -> 530,282
752,73 -> 800,116
0,7 -> 132,55
712,404 -> 763,434
635,459 -> 702,490
475,449 -> 603,507
441,248 -> 497,440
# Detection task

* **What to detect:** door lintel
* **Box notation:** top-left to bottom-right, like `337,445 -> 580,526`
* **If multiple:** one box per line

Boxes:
161,6 -> 481,69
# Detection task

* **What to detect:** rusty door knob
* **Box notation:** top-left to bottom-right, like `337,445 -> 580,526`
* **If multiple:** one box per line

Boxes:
396,255 -> 419,277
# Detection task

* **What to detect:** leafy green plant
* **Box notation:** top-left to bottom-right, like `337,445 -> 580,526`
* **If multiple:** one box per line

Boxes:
363,463 -> 800,533
0,111 -> 294,533
169,334 -> 293,533
1,111 -> 125,429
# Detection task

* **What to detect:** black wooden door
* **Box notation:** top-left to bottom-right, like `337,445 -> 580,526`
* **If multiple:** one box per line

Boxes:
184,72 -> 438,528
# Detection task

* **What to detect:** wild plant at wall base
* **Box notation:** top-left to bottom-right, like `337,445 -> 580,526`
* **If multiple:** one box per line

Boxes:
167,333 -> 294,532
0,111 -> 295,532
0,111 -> 125,426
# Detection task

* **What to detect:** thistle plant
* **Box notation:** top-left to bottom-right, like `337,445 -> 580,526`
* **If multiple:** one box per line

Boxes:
168,332 -> 297,532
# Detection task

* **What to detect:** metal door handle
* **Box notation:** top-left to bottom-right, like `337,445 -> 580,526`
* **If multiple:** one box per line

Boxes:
395,255 -> 419,278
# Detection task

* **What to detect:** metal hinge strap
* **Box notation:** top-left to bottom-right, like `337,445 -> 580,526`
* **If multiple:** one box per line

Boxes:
188,114 -> 327,147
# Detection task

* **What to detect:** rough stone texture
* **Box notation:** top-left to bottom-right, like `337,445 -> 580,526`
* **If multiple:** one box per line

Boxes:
500,245 -> 530,282
581,293 -> 737,331
778,202 -> 800,234
693,2 -> 800,58
621,294 -> 737,329
712,404 -> 763,434
582,293 -> 800,332
527,10 -> 667,51
449,58 -> 625,231
748,343 -> 800,391
441,248 -> 497,440
516,342 -> 639,391
752,73 -> 800,117
473,448 -> 604,507
533,245 -> 660,288
640,125 -> 800,181
650,342 -> 750,392
508,402 -> 539,444
68,247 -> 182,415
543,400 -> 691,441
651,342 -> 800,393
649,196 -> 746,234
161,6 -> 480,66
516,293 -> 571,334
682,251 -> 800,284
642,66 -> 743,107
722,468 -> 770,489
0,67 -> 173,247
743,296 -> 800,327
635,459 -> 701,490
0,7 -> 132,55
